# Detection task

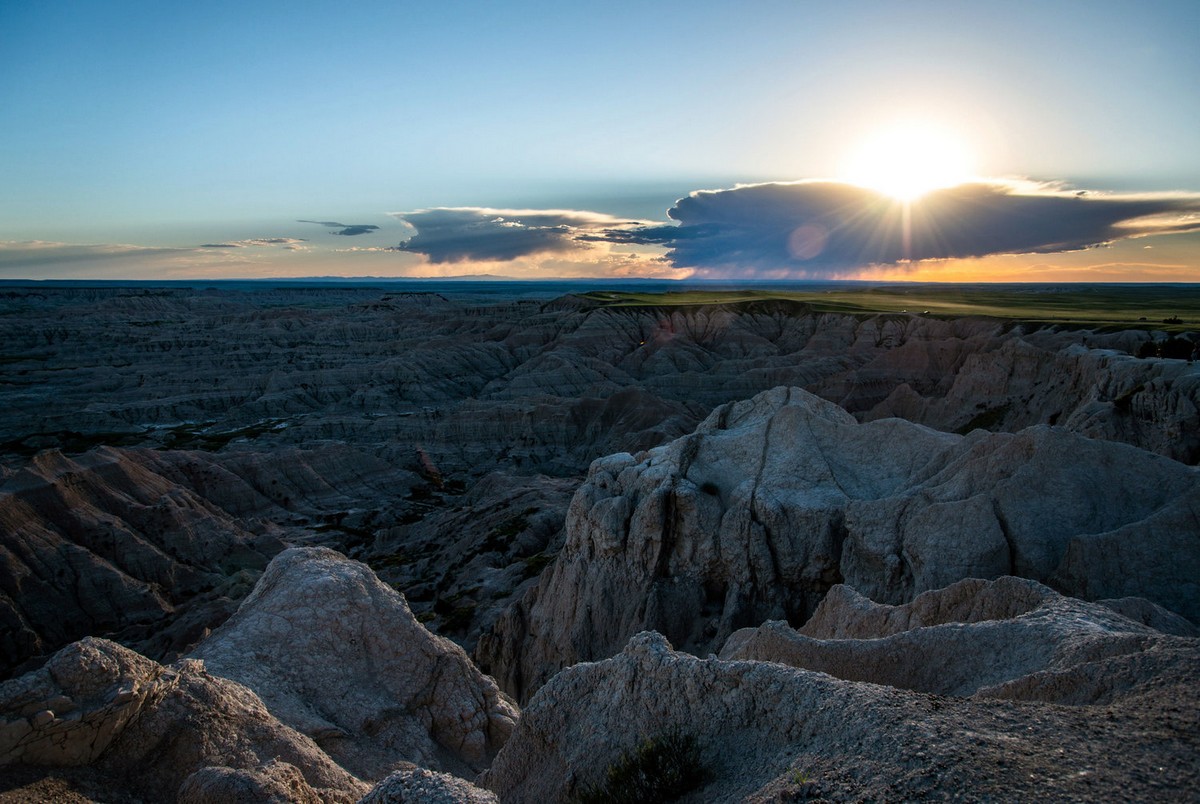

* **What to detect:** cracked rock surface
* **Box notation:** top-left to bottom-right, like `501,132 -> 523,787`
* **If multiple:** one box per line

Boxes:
481,386 -> 1200,701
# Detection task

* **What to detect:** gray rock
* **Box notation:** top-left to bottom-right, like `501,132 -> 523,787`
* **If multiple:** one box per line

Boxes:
190,547 -> 518,781
481,626 -> 1200,802
178,760 -> 328,804
0,637 -> 367,802
358,765 -> 498,803
720,576 -> 1188,702
482,387 -> 1200,700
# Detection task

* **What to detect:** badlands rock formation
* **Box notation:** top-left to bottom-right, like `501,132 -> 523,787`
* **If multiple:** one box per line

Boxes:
721,576 -> 1199,701
480,386 -> 1200,700
1,547 -> 518,802
190,547 -> 517,781
358,766 -> 498,804
1,285 -> 1197,799
1,287 -> 1196,474
2,286 -> 1197,676
0,637 -> 367,803
482,582 -> 1200,802
0,442 -> 419,677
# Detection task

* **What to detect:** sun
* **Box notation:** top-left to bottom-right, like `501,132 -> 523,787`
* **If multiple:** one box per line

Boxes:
840,121 -> 976,201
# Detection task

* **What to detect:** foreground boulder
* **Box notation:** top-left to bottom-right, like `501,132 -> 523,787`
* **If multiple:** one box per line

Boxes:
0,637 -> 367,802
190,547 -> 518,781
480,386 -> 1200,700
482,623 -> 1200,802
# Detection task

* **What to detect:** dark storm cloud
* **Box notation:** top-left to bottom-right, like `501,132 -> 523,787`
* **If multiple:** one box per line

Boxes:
592,181 -> 1200,276
389,208 -> 644,263
298,220 -> 381,236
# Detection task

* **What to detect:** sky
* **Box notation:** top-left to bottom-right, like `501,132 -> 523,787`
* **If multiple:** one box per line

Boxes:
1,0 -> 1198,281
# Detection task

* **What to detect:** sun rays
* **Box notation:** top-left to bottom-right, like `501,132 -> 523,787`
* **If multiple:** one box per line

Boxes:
839,121 -> 977,202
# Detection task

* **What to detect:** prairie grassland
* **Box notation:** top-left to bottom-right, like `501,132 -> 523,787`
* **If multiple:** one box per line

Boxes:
582,285 -> 1200,332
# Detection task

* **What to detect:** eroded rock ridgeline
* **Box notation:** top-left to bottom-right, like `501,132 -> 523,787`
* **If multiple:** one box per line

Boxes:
1,547 -> 516,803
720,576 -> 1200,701
478,386 -> 1200,701
0,637 -> 368,803
483,580 -> 1200,802
2,550 -> 1196,801
1,288 -> 1196,473
191,547 -> 517,781
0,443 -> 420,678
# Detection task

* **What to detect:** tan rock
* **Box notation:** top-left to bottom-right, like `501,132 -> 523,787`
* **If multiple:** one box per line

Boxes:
482,626 -> 1200,802
0,637 -> 367,802
481,387 -> 1200,701
190,547 -> 518,781
720,577 -> 1187,702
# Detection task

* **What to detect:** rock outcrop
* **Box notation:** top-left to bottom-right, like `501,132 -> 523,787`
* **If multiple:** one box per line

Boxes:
358,765 -> 498,803
190,547 -> 518,781
0,637 -> 367,802
365,471 -> 575,652
482,623 -> 1200,802
481,386 -> 1200,700
721,576 -> 1197,702
0,443 -> 417,678
4,287 -> 1198,681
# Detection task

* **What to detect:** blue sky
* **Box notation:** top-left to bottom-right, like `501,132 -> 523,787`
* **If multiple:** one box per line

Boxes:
1,0 -> 1197,280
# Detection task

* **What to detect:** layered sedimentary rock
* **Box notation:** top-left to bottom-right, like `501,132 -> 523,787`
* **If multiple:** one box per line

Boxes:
365,471 -> 575,650
0,637 -> 367,803
482,612 -> 1200,802
0,443 -> 418,678
721,576 -> 1198,701
190,547 -> 518,781
2,288 -> 1196,474
4,287 -> 1197,676
480,386 -> 1200,700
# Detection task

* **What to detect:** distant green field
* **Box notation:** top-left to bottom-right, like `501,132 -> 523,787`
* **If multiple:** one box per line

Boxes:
580,285 -> 1200,332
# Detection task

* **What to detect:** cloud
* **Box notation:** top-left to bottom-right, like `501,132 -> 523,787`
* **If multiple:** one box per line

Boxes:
388,207 -> 647,263
198,237 -> 308,249
0,239 -> 316,279
592,180 -> 1200,277
242,237 -> 308,246
0,240 -> 190,268
298,220 -> 381,236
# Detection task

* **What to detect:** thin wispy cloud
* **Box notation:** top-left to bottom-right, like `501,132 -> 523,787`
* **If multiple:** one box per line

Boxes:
0,239 -> 313,278
388,207 -> 648,263
298,220 -> 381,236
0,241 -> 191,268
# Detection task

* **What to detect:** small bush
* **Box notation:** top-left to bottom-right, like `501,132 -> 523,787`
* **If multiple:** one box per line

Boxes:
575,730 -> 709,804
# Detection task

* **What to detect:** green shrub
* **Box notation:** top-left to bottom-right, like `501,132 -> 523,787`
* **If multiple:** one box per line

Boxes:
575,730 -> 709,804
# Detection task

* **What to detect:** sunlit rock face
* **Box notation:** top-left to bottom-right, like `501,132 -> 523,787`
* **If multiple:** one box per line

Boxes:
479,386 -> 1200,701
189,547 -> 517,781
0,548 -> 519,801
